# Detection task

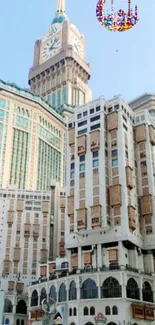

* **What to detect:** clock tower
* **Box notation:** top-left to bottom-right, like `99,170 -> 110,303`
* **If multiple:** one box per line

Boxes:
28,0 -> 92,109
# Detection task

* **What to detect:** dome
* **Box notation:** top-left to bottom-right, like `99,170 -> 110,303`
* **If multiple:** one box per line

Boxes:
52,14 -> 67,24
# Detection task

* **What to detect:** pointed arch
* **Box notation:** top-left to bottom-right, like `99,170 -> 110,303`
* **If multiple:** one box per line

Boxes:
81,278 -> 98,299
40,287 -> 47,304
126,278 -> 140,300
105,306 -> 111,315
101,277 -> 122,298
58,283 -> 67,302
31,289 -> 38,306
112,305 -> 118,315
69,281 -> 77,300
90,306 -> 95,315
83,306 -> 89,315
49,285 -> 57,301
16,299 -> 27,314
73,307 -> 77,316
4,299 -> 13,313
142,281 -> 153,302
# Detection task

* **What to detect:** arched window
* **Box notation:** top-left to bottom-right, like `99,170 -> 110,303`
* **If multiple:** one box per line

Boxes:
49,285 -> 57,301
21,321 -> 24,325
81,279 -> 98,299
69,281 -> 77,300
4,299 -> 13,313
40,288 -> 47,305
31,290 -> 38,306
73,307 -> 77,316
90,306 -> 95,315
126,278 -> 140,300
142,281 -> 153,302
16,321 -> 20,325
107,323 -> 117,325
70,323 -> 75,325
69,308 -> 72,316
101,277 -> 122,298
16,300 -> 27,314
112,306 -> 118,315
5,319 -> 10,325
83,307 -> 89,315
58,283 -> 67,302
105,306 -> 111,315
84,323 -> 94,325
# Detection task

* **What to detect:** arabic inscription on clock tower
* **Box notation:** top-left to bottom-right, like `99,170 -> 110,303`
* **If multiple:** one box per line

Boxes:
28,0 -> 92,109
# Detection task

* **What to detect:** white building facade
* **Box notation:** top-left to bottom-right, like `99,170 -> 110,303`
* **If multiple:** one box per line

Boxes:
28,96 -> 155,325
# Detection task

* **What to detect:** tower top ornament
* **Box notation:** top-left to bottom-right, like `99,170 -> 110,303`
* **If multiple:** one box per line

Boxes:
57,0 -> 65,15
96,0 -> 139,32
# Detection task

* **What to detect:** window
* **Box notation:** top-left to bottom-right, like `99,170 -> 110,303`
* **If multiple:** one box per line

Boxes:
4,299 -> 13,313
49,286 -> 57,301
112,159 -> 118,166
16,300 -> 27,314
83,307 -> 89,315
126,278 -> 140,300
101,277 -> 122,298
80,155 -> 85,162
77,113 -> 82,119
81,279 -> 98,299
112,150 -> 117,157
142,281 -> 153,302
69,281 -> 77,300
59,283 -> 67,302
112,306 -> 118,315
40,288 -> 47,305
79,164 -> 85,171
69,308 -> 72,316
71,163 -> 75,170
90,123 -> 100,131
114,105 -> 119,111
21,321 -> 24,325
105,306 -> 111,315
5,319 -> 10,325
16,320 -> 20,325
90,115 -> 100,123
83,111 -> 87,117
70,172 -> 74,179
123,124 -> 128,131
90,108 -> 94,114
78,128 -> 87,135
0,110 -> 4,119
73,307 -> 77,316
78,120 -> 87,127
93,151 -> 98,158
96,106 -> 100,112
31,290 -> 38,306
125,151 -> 128,158
0,99 -> 5,108
68,123 -> 72,129
90,306 -> 95,315
93,160 -> 99,167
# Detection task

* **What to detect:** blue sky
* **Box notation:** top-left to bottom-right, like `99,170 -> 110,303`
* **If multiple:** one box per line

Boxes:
0,0 -> 154,102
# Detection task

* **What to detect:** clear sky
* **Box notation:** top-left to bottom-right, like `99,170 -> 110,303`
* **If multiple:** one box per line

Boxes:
0,0 -> 154,102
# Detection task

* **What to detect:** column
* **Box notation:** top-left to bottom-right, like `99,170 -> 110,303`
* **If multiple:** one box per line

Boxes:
78,246 -> 82,269
97,244 -> 102,269
118,241 -> 125,267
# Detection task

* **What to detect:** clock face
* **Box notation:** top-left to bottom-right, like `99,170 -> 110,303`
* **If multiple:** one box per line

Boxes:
41,34 -> 61,62
69,32 -> 84,58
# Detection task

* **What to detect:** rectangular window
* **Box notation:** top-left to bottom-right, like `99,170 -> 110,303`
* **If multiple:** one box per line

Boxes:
114,105 -> 119,111
78,120 -> 87,127
0,110 -> 4,119
83,111 -> 87,117
71,163 -> 75,170
0,99 -> 5,108
90,115 -> 100,123
93,151 -> 98,158
79,164 -> 85,171
63,86 -> 68,104
52,92 -> 56,107
112,159 -> 118,166
125,151 -> 128,158
108,107 -> 113,112
57,89 -> 61,107
80,155 -> 85,162
68,123 -> 72,129
123,124 -> 128,131
96,106 -> 100,112
78,128 -> 87,135
90,108 -> 94,114
93,159 -> 99,167
112,150 -> 118,157
77,113 -> 82,119
90,123 -> 100,131
70,172 -> 74,179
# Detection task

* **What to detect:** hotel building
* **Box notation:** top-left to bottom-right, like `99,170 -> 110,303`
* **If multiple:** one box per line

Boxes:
28,96 -> 155,325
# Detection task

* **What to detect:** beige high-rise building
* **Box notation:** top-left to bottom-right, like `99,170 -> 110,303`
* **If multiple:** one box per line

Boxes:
0,80 -> 66,190
28,96 -> 155,325
28,0 -> 92,109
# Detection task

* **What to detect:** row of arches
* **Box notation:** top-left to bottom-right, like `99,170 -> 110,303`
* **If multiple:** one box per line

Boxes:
31,277 -> 153,306
3,320 -> 25,325
4,299 -> 27,314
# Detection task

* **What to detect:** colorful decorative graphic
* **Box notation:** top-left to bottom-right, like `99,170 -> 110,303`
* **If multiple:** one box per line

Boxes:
96,0 -> 139,32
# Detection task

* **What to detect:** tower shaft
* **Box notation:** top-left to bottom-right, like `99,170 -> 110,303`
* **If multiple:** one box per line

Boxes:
57,0 -> 65,14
